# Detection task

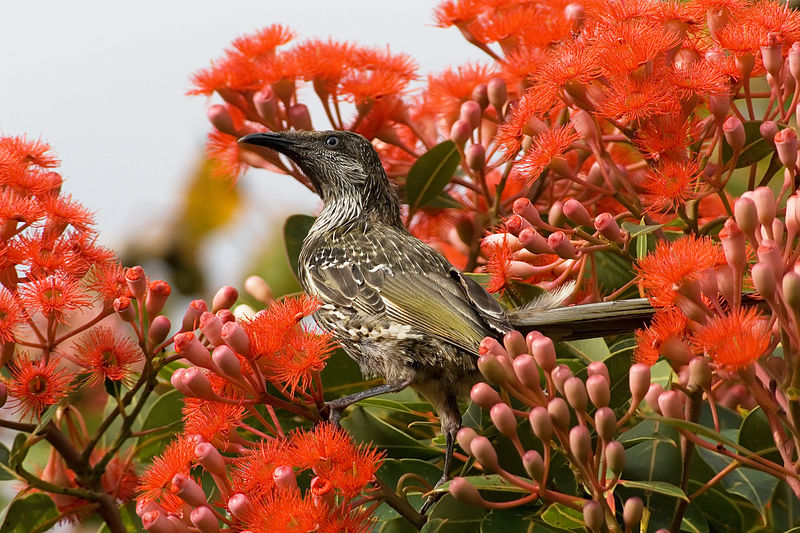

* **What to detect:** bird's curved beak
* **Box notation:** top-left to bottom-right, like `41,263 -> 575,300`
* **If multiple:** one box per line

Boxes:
238,132 -> 298,155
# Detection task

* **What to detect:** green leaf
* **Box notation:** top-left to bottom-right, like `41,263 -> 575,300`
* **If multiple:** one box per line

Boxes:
283,214 -> 315,278
9,433 -> 29,469
770,481 -> 800,531
738,407 -> 779,460
593,250 -> 636,294
539,503 -> 585,530
481,506 -> 541,532
341,405 -> 440,459
621,221 -> 665,237
687,482 -> 746,532
375,458 -> 442,520
436,475 -> 534,495
320,347 -> 369,398
559,338 -> 610,363
721,120 -> 781,168
0,493 -> 58,533
0,442 -> 13,481
405,141 -> 461,214
420,518 -> 447,533
378,518 -> 422,533
427,494 -> 488,532
695,446 -> 779,519
617,479 -> 688,500
136,388 -> 184,461
425,191 -> 464,210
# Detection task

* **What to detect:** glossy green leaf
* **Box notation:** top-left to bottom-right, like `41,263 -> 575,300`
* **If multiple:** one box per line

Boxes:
9,433 -> 29,469
0,493 -> 58,533
425,191 -> 464,209
593,250 -> 636,293
559,337 -> 610,363
427,494 -> 487,532
721,120 -> 780,168
539,503 -> 585,530
481,506 -> 541,532
405,140 -> 461,214
283,214 -> 315,278
621,221 -> 665,237
0,442 -> 14,481
320,347 -> 369,398
341,405 -> 440,459
378,518 -> 421,533
374,458 -> 443,520
617,479 -> 688,500
136,388 -> 184,461
420,518 -> 447,533
687,481 -> 747,532
738,407 -> 778,459
436,475 -> 533,494
770,480 -> 800,531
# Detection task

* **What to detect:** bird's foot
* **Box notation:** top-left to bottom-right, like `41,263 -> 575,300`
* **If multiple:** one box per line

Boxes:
419,473 -> 449,515
322,399 -> 345,427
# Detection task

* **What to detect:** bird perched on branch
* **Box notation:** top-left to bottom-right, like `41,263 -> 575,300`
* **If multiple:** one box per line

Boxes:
237,130 -> 654,503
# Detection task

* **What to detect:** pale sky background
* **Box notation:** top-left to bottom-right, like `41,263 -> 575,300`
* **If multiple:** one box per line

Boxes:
0,0 -> 482,287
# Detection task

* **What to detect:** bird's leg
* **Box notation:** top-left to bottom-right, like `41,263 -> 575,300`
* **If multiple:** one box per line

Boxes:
420,402 -> 461,514
325,378 -> 413,426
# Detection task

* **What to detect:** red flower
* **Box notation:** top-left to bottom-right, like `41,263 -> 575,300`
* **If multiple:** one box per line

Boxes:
19,274 -> 92,322
425,63 -> 497,122
85,261 -> 127,303
137,436 -> 196,513
485,234 -> 514,294
240,491 -> 323,533
636,235 -> 726,307
598,74 -> 679,125
0,135 -> 60,170
72,326 -> 142,386
291,424 -> 383,498
589,19 -> 681,77
634,308 -> 690,366
5,353 -> 75,419
229,438 -> 293,501
230,24 -> 295,59
182,398 -> 245,445
0,289 -> 24,342
515,125 -> 581,181
641,159 -> 702,213
692,307 -> 771,370
206,129 -> 248,180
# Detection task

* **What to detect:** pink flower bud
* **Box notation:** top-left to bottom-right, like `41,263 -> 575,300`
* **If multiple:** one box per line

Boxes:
586,374 -> 610,408
759,121 -> 779,146
761,37 -> 783,79
645,383 -> 664,413
505,214 -> 532,236
190,506 -> 220,533
450,477 -> 485,506
564,2 -> 585,28
719,218 -> 746,274
688,357 -> 712,390
142,510 -> 176,533
518,227 -> 555,254
549,201 -> 565,228
775,128 -> 798,170
548,231 -> 577,259
217,309 -> 235,325
182,367 -> 220,401
199,312 -> 224,346
629,363 -> 651,403
457,427 -> 478,453
734,196 -> 758,239
708,94 -> 730,123
790,42 -> 800,82
499,332 -> 525,359
212,286 -> 239,313
548,397 -> 570,431
723,116 -> 745,152
594,407 -> 616,442
171,473 -> 207,507
460,100 -> 482,130
450,119 -> 472,147
658,390 -> 684,419
752,262 -> 777,300
125,266 -> 147,300
471,83 -> 489,109
522,450 -> 545,483
552,364 -> 573,395
207,104 -> 237,136
470,382 -> 503,410
221,321 -> 250,356
0,383 -> 7,409
195,442 -> 226,477
528,407 -> 552,444
470,436 -> 500,471
244,276 -> 272,303
569,425 -> 592,463
530,335 -> 556,372
114,296 -> 136,323
594,212 -> 622,242
623,497 -> 644,530
479,337 -> 509,357
586,361 -> 609,382
605,440 -> 626,475
513,198 -> 543,226
148,315 -> 171,347
273,465 -> 297,490
563,199 -> 593,227
136,499 -> 162,518
490,403 -> 518,440
478,354 -> 507,385
211,345 -> 243,380
170,368 -> 192,396
757,239 -> 783,277
288,103 -> 313,131
466,143 -> 485,170
174,332 -> 214,369
735,53 -> 755,79
253,88 -> 278,123
227,493 -> 253,520
571,110 -> 599,149
583,500 -> 604,532
513,355 -> 541,393
753,186 -> 777,228
181,299 -> 207,332
783,271 -> 800,315
564,376 -> 588,413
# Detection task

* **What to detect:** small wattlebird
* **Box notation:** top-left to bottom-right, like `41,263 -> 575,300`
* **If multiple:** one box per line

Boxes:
238,130 -> 655,508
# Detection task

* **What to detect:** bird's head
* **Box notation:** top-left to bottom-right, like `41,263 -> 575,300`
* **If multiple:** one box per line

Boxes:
238,130 -> 401,224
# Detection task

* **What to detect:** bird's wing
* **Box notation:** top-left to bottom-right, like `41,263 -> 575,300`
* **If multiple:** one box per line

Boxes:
304,224 -> 509,353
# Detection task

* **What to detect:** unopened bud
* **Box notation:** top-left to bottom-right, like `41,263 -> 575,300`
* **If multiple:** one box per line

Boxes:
195,442 -> 226,477
199,312 -> 224,346
688,356 -> 712,390
479,337 -> 508,357
288,103 -> 313,131
708,94 -> 730,124
114,296 -> 136,323
586,361 -> 609,382
594,212 -> 622,242
595,407 -> 617,442
227,494 -> 253,521
450,477 -> 484,506
530,336 -> 556,372
522,450 -> 545,482
563,199 -> 592,226
761,38 -> 783,78
752,262 -> 777,300
623,497 -> 644,530
478,354 -> 507,385
212,286 -> 238,313
586,374 -> 610,407
723,116 -> 745,152
190,506 -> 220,533
272,465 -> 297,490
221,321 -> 250,356
518,227 -> 554,254
207,104 -> 237,136
183,367 -> 221,401
552,364 -> 573,395
466,143 -> 485,170
181,299 -> 207,332
529,406 -> 553,442
719,218 -> 746,274
502,330 -> 527,357
569,425 -> 592,463
658,390 -> 684,419
145,280 -> 171,316
125,266 -> 147,300
564,377 -> 588,413
141,510 -> 176,533
548,231 -> 577,259
148,315 -> 171,347
244,276 -> 272,303
645,383 -> 665,413
460,100 -> 482,130
253,88 -> 278,123
470,382 -> 503,410
490,403 -> 518,440
450,119 -> 472,146
734,196 -> 758,239
513,355 -> 541,392
760,121 -> 780,145
583,500 -> 604,533
736,53 -> 755,79
470,436 -> 500,471
211,345 -> 242,380
513,198 -> 543,226
171,474 -> 207,507
549,201 -> 565,227
457,427 -> 478,453
174,332 -> 214,369
753,186 -> 777,228
783,271 -> 800,315
629,363 -> 651,403
775,128 -> 798,170
548,397 -> 571,431
757,239 -> 784,278
605,440 -> 626,475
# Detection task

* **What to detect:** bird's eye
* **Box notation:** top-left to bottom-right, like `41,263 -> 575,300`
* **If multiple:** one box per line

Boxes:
325,136 -> 340,147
